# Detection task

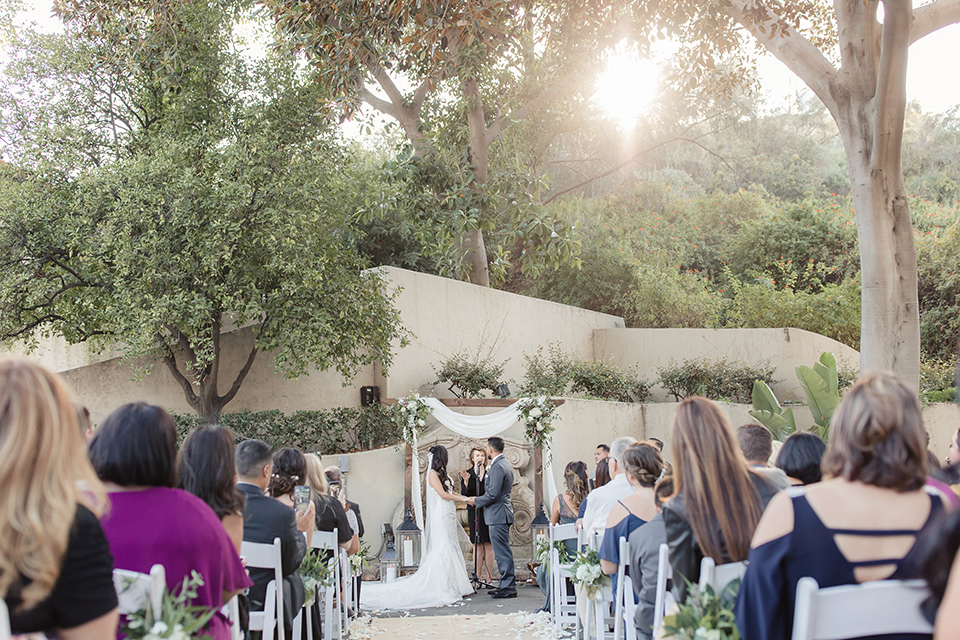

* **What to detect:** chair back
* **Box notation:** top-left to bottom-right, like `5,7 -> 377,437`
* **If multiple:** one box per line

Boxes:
698,557 -> 747,593
621,575 -> 639,640
222,596 -> 241,640
653,543 -> 673,633
791,577 -> 933,640
307,529 -> 343,640
551,522 -> 578,544
241,537 -> 284,640
0,595 -> 11,640
613,537 -> 630,640
311,530 -> 338,551
114,564 -> 166,621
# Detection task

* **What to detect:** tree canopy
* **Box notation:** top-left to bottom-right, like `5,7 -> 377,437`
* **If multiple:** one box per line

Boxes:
0,1 -> 405,421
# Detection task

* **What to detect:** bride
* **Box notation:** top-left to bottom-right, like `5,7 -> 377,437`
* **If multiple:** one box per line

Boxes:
360,445 -> 475,610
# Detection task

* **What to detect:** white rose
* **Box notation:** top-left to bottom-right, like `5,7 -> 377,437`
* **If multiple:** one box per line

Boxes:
417,419 -> 425,427
150,622 -> 169,636
537,423 -> 545,431
530,407 -> 542,418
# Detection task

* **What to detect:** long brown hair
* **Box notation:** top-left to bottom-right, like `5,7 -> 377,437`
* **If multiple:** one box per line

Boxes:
563,461 -> 589,507
0,359 -> 107,607
671,396 -> 761,563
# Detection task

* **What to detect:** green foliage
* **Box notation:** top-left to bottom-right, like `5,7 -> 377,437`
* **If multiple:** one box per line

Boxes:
796,352 -> 841,438
433,350 -> 507,398
921,355 -> 959,404
521,344 -> 650,402
655,358 -> 778,404
120,571 -> 216,640
917,218 -> 960,360
0,6 -> 406,421
749,380 -> 797,441
172,405 -> 401,453
663,578 -> 741,640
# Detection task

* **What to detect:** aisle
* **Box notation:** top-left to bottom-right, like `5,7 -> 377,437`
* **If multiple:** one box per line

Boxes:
347,610 -> 570,640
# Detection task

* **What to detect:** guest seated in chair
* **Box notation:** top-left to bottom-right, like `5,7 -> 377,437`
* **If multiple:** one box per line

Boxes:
90,403 -> 251,640
663,397 -> 780,601
0,359 -> 119,640
735,373 -> 947,640
629,476 -> 675,640
235,440 -> 311,640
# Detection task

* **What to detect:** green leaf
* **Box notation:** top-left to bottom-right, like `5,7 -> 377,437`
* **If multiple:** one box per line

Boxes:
796,364 -> 840,429
813,351 -> 839,397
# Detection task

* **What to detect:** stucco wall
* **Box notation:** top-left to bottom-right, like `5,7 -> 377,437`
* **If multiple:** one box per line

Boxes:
57,327 -> 371,424
594,327 -> 860,403
374,267 -> 625,400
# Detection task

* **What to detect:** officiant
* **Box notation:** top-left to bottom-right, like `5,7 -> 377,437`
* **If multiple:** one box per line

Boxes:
460,446 -> 498,587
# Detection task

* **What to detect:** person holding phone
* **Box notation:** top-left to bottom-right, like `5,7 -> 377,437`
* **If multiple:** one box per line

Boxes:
461,446 -> 497,586
268,448 -> 316,543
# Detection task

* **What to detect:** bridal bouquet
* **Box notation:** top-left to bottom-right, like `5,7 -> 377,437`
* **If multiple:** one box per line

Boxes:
518,396 -> 557,450
393,393 -> 430,445
120,571 -> 216,640
569,548 -> 609,601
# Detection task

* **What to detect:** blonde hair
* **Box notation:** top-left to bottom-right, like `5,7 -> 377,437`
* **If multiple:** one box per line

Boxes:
0,359 -> 107,607
671,396 -> 761,563
304,453 -> 328,494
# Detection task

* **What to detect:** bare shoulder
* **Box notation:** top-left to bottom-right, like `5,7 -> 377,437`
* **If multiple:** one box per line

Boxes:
606,501 -> 628,528
750,489 -> 797,548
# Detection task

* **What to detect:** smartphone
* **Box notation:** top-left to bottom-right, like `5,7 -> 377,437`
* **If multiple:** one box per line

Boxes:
329,481 -> 341,497
294,485 -> 311,514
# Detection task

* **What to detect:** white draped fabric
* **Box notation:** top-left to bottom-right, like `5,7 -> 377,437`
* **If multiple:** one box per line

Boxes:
409,397 -> 559,529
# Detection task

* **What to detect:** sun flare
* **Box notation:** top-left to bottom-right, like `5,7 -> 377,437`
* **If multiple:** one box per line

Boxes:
594,52 -> 659,129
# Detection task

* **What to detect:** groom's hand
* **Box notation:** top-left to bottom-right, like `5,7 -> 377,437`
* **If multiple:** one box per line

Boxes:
466,497 -> 475,505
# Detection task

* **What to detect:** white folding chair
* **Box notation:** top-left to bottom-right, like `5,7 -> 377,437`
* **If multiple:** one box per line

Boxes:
0,595 -> 11,640
621,575 -> 639,640
242,538 -> 284,640
698,557 -> 747,594
653,543 -> 674,634
222,596 -> 241,640
613,537 -> 631,640
338,548 -> 353,632
791,577 -> 933,640
114,564 -> 166,620
550,523 -> 579,632
308,529 -> 343,640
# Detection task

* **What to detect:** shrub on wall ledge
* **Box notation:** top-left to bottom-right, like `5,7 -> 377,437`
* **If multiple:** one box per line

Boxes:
656,357 -> 778,404
521,344 -> 651,402
172,404 -> 401,454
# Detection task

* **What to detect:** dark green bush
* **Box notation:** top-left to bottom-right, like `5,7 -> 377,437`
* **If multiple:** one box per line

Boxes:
656,358 -> 778,404
172,404 -> 400,453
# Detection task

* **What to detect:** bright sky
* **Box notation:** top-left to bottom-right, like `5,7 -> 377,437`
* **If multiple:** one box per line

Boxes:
10,0 -> 960,118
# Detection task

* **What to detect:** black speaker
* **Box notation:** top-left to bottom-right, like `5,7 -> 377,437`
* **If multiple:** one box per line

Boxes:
361,385 -> 380,406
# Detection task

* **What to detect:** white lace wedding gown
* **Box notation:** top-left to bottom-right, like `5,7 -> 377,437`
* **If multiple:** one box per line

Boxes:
360,475 -> 474,610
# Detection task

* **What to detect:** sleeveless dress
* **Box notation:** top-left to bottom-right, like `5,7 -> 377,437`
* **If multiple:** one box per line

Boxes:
360,476 -> 474,610
600,500 -> 647,599
735,486 -> 944,640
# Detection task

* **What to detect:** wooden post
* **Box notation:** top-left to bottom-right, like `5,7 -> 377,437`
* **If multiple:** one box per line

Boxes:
404,442 -> 413,512
534,445 -> 544,512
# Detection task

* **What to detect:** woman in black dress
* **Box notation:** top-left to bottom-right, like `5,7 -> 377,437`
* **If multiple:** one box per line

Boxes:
461,446 -> 497,586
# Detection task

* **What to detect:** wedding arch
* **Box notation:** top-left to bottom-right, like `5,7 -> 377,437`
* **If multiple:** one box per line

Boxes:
383,396 -> 563,530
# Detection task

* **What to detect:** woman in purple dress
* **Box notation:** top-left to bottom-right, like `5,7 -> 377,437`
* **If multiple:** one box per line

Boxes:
89,403 -> 251,640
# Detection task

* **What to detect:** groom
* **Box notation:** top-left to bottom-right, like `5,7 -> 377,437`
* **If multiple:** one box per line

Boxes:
468,436 -> 517,598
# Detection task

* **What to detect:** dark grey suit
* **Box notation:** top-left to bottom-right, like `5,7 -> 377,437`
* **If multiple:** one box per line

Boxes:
473,454 -> 516,593
238,483 -> 306,639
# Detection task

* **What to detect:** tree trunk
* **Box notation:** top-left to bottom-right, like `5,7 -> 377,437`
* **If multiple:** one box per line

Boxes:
840,124 -> 921,389
457,228 -> 491,287
462,76 -> 492,287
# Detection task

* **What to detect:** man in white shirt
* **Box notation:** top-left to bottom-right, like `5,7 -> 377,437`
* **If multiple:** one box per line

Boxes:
581,436 -> 638,538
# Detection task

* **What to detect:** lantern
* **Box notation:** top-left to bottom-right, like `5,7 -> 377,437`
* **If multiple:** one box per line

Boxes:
396,508 -> 422,571
380,539 -> 400,583
531,501 -> 551,565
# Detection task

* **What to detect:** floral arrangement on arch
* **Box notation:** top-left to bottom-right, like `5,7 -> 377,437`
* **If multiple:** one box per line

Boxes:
393,393 -> 430,445
569,547 -> 609,601
518,396 -> 557,449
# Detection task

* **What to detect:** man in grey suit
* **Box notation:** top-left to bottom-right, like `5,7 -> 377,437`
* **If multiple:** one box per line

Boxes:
468,437 -> 517,598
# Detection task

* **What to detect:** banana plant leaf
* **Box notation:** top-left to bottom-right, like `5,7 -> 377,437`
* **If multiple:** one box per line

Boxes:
796,364 -> 839,430
812,352 -> 839,398
748,408 -> 797,441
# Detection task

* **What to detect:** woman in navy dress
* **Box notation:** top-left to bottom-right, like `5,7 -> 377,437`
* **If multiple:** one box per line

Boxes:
600,443 -> 664,596
735,372 -> 944,640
